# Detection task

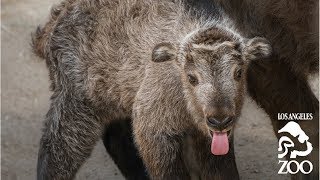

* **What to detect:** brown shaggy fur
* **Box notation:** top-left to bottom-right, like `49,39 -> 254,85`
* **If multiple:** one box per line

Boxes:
103,0 -> 318,179
32,0 -> 272,179
215,0 -> 319,179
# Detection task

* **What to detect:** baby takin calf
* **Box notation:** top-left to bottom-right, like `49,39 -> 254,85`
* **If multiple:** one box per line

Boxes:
33,0 -> 271,179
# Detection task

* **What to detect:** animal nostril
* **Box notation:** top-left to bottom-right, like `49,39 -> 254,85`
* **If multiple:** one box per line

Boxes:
207,117 -> 221,126
207,116 -> 233,129
221,117 -> 233,127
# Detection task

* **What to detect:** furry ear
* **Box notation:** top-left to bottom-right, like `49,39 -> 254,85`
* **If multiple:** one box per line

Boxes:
242,37 -> 272,61
152,42 -> 176,62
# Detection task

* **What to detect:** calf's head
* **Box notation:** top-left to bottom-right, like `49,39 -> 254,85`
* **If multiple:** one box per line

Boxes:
152,27 -> 271,155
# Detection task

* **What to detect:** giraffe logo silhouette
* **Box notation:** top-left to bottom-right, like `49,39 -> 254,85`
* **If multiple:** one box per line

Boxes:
278,121 -> 313,159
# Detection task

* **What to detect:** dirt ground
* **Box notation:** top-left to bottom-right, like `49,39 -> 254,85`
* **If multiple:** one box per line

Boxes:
1,0 -> 318,180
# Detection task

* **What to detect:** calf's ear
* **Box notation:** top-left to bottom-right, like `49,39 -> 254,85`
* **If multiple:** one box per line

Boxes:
152,42 -> 176,62
242,37 -> 272,61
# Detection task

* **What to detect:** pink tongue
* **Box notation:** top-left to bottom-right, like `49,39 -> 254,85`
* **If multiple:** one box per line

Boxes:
211,132 -> 229,155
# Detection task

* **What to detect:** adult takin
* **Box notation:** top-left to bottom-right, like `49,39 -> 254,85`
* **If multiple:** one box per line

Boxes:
32,0 -> 271,179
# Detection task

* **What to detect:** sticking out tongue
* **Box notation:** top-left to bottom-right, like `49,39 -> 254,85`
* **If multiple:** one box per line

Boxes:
211,132 -> 229,155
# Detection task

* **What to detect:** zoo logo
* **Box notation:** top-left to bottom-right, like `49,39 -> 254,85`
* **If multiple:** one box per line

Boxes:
278,121 -> 313,174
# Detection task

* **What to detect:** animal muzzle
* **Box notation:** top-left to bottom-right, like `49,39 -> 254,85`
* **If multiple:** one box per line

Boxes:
206,116 -> 234,131
204,107 -> 236,156
204,105 -> 235,131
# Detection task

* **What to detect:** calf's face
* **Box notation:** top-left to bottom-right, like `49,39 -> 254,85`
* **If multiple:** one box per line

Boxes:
152,33 -> 271,155
185,42 -> 245,128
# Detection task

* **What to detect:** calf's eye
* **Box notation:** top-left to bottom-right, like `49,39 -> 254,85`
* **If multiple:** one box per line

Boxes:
187,74 -> 198,86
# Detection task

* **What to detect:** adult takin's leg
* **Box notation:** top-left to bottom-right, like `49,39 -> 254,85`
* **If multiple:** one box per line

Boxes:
102,120 -> 149,180
37,91 -> 104,180
247,59 -> 319,179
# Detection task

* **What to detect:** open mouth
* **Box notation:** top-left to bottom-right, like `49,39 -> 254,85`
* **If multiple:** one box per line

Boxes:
206,120 -> 235,156
209,128 -> 232,138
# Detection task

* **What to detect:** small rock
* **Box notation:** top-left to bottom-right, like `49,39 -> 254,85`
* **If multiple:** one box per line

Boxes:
251,123 -> 258,127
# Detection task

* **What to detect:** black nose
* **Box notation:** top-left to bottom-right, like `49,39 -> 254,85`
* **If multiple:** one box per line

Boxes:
207,116 -> 233,130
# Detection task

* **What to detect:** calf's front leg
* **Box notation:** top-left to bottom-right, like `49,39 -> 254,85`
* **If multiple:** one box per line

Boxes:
132,115 -> 190,179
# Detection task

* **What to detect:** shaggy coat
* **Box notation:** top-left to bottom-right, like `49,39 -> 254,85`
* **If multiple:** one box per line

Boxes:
33,0 -> 271,179
215,1 -> 319,179
103,0 -> 319,179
